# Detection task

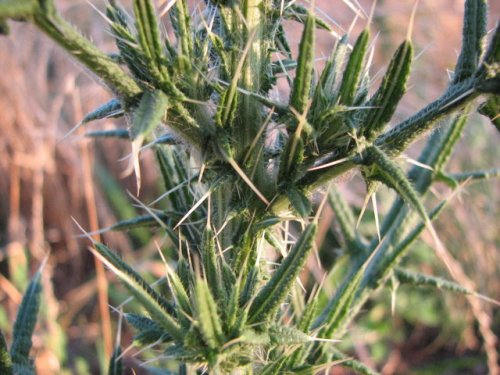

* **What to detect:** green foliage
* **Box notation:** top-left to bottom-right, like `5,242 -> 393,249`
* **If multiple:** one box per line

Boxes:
1,0 -> 499,373
0,262 -> 45,375
0,331 -> 13,375
107,345 -> 123,375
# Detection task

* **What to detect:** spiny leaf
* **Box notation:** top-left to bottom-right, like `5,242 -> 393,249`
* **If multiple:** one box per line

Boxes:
287,298 -> 319,368
338,29 -> 370,106
268,325 -> 309,346
376,77 -> 478,156
478,95 -> 500,132
33,4 -> 142,102
329,350 -> 380,375
201,227 -> 223,302
453,0 -> 487,83
106,2 -> 151,83
194,278 -> 225,349
170,0 -> 193,64
133,0 -> 163,68
317,260 -> 365,338
85,129 -> 129,139
133,329 -> 169,346
287,187 -> 311,218
177,258 -> 192,292
164,266 -> 192,319
362,40 -> 413,140
475,23 -> 500,94
376,201 -> 448,281
249,223 -> 317,324
328,188 -> 357,246
108,212 -> 176,232
91,243 -> 182,339
224,274 -> 241,332
239,266 -> 260,307
311,35 -> 349,120
448,168 -> 500,182
130,90 -> 169,190
80,99 -> 123,125
364,146 -> 428,224
10,264 -> 43,370
289,10 -> 315,116
259,356 -> 288,375
126,313 -> 169,345
297,297 -> 319,333
126,313 -> 163,332
279,135 -> 304,183
418,110 -> 470,180
394,268 -> 472,295
215,28 -> 256,128
130,90 -> 168,141
0,331 -> 12,375
108,345 -> 123,375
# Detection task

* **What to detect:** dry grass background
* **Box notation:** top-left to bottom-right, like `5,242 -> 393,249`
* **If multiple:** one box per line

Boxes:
0,1 -> 498,374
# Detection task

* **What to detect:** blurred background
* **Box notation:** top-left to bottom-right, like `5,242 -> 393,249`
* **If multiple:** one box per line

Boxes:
0,0 -> 498,374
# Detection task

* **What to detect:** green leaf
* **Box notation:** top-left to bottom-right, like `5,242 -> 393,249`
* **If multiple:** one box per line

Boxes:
453,0 -> 487,83
165,266 -> 192,322
125,313 -> 170,345
170,0 -> 193,66
85,129 -> 129,139
329,350 -> 380,375
0,331 -> 12,375
279,135 -> 304,183
363,146 -> 428,224
260,357 -> 288,375
376,200 -> 448,281
130,90 -> 169,142
80,99 -> 123,126
268,325 -> 309,345
91,243 -> 182,339
478,95 -> 500,132
106,2 -> 151,84
311,35 -> 348,120
107,345 -> 123,375
448,168 -> 500,182
201,227 -> 223,302
394,268 -> 472,295
424,110 -> 470,176
287,298 -> 319,368
338,29 -> 370,106
289,11 -> 315,115
362,40 -> 413,140
10,265 -> 43,372
194,278 -> 225,349
108,213 -> 176,232
33,5 -> 142,102
287,187 -> 311,218
327,188 -> 356,246
475,23 -> 500,94
133,0 -> 163,68
317,257 -> 367,338
249,223 -> 317,324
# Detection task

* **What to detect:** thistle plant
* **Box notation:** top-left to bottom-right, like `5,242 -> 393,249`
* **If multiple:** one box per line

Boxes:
1,0 -> 499,374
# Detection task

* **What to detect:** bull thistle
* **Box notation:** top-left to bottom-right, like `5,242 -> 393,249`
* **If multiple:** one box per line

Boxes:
1,0 -> 499,373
